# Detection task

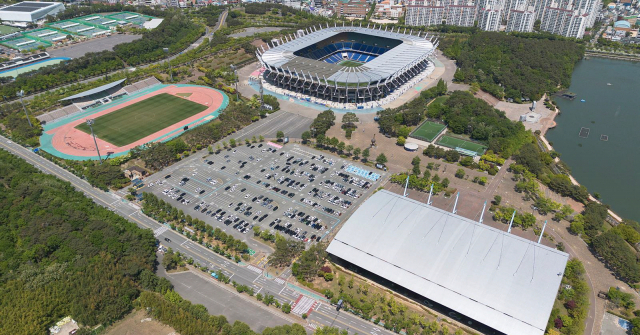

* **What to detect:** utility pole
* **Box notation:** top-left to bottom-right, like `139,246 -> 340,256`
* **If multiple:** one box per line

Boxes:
163,48 -> 172,82
17,90 -> 32,127
230,64 -> 239,101
86,119 -> 103,163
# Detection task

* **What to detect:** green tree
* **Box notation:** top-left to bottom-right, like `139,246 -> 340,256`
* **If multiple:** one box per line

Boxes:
276,131 -> 285,141
229,138 -> 236,147
375,153 -> 388,165
353,147 -> 361,159
455,169 -> 465,179
345,144 -> 354,155
301,131 -> 311,143
342,112 -> 359,129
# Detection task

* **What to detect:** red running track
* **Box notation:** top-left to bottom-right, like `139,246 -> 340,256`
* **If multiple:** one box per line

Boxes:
47,85 -> 224,158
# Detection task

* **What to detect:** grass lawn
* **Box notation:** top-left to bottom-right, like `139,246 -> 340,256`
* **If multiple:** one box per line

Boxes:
436,135 -> 487,155
0,25 -> 20,35
338,60 -> 363,67
409,121 -> 446,142
76,93 -> 208,147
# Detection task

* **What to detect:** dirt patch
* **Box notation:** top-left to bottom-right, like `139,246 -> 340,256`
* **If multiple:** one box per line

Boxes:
103,309 -> 178,335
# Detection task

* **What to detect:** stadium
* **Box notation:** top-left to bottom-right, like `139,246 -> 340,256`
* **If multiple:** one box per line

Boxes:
38,78 -> 228,160
256,24 -> 438,108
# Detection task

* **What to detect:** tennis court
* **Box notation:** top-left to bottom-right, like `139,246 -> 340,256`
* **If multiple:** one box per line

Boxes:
409,120 -> 446,142
105,12 -> 154,26
23,28 -> 68,43
73,15 -> 115,29
49,20 -> 109,37
0,36 -> 49,51
75,93 -> 208,147
436,135 -> 487,155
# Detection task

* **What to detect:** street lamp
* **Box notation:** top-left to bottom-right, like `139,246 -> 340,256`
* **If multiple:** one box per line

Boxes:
86,119 -> 103,163
17,90 -> 32,128
163,47 -> 172,82
230,64 -> 239,101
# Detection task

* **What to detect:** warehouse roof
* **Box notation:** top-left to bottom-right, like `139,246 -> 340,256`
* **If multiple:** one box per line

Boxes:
259,25 -> 435,84
0,1 -> 60,12
60,79 -> 126,101
327,190 -> 568,335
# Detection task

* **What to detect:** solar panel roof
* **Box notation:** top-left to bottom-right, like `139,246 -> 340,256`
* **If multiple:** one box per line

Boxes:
0,1 -> 58,12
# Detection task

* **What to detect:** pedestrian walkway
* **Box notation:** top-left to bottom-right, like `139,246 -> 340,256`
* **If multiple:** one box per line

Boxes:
153,225 -> 169,237
274,277 -> 286,285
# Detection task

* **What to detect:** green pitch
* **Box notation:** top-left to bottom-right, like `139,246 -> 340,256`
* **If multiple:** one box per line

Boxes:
436,135 -> 487,155
76,93 -> 208,147
338,60 -> 363,67
409,121 -> 446,142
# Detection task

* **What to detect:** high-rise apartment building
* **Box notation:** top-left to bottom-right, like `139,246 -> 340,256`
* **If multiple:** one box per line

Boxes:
505,3 -> 535,32
404,0 -> 600,38
477,0 -> 504,31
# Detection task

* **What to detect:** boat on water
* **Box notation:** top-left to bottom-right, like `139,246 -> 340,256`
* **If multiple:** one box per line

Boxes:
607,83 -> 612,86
580,99 -> 586,102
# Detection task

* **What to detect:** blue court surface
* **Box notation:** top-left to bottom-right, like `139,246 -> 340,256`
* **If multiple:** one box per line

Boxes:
345,165 -> 380,181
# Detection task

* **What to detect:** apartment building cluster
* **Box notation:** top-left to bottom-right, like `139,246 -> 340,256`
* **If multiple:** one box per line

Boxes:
405,0 -> 602,38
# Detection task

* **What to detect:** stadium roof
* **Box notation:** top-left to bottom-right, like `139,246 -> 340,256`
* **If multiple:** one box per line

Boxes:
60,79 -> 126,101
0,1 -> 60,12
327,190 -> 568,335
259,25 -> 435,84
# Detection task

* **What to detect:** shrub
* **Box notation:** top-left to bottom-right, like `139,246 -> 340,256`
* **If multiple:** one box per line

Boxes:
320,266 -> 332,273
455,169 -> 465,179
324,272 -> 334,281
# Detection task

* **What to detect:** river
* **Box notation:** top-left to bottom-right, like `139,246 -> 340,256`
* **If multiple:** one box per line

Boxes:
546,57 -> 640,221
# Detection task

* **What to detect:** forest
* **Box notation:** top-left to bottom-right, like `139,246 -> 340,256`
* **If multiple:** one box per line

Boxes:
0,150 -> 171,334
441,32 -> 585,101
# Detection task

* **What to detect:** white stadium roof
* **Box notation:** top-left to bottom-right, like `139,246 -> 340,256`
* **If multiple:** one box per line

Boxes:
327,190 -> 568,335
0,2 -> 65,23
259,25 -> 436,84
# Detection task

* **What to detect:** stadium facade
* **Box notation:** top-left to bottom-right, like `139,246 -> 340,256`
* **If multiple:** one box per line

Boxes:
0,2 -> 65,26
327,190 -> 569,335
256,23 -> 438,104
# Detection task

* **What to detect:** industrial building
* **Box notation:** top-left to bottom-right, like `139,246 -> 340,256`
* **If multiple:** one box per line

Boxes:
326,190 -> 569,335
0,1 -> 65,27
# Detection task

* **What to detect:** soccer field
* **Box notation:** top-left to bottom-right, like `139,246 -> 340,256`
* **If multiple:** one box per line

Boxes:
338,60 -> 363,67
436,135 -> 487,155
409,121 -> 446,142
76,93 -> 208,147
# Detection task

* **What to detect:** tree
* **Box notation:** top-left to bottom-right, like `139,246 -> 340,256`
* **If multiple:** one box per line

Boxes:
411,156 -> 421,167
276,131 -> 284,141
493,195 -> 502,205
375,153 -> 388,165
337,142 -> 345,153
455,169 -> 465,179
310,110 -> 336,136
351,148 -> 361,159
362,148 -> 370,161
259,135 -> 265,142
301,131 -> 311,143
229,138 -> 236,147
397,136 -> 406,145
329,137 -> 339,149
345,145 -> 353,155
342,112 -> 359,129
442,177 -> 450,188
444,150 -> 460,163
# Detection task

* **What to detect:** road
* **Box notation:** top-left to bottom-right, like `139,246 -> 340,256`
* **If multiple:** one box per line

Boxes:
5,10 -> 228,104
0,134 -> 391,335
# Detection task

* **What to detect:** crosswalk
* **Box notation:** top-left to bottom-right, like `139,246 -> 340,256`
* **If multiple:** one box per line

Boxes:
153,225 -> 169,237
247,265 -> 263,274
274,277 -> 286,285
292,295 -> 317,316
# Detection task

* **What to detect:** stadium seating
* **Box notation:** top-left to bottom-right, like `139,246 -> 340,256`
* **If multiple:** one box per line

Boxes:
296,40 -> 391,66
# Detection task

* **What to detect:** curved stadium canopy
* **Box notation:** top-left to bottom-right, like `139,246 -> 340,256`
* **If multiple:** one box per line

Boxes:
258,25 -> 436,84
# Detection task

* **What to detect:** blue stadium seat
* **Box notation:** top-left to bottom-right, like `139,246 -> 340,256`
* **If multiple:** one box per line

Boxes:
365,45 -> 373,53
334,42 -> 343,50
353,43 -> 362,50
371,47 -> 380,54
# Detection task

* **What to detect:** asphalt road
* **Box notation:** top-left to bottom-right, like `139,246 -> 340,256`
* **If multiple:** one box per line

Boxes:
0,134 -> 392,335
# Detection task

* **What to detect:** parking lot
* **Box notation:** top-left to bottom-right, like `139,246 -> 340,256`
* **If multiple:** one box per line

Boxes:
139,142 -> 386,250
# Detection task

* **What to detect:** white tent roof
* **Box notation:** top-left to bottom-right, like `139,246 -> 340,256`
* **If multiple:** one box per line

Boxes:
327,190 -> 568,335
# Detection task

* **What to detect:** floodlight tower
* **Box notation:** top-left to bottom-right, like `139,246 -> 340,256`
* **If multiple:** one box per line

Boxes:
17,90 -> 32,128
163,48 -> 173,82
86,119 -> 103,164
